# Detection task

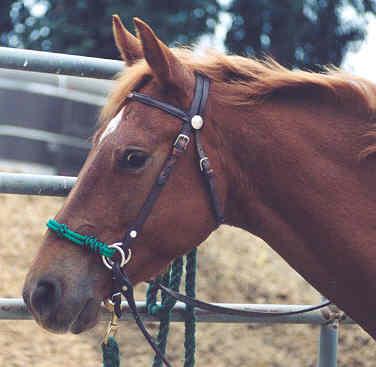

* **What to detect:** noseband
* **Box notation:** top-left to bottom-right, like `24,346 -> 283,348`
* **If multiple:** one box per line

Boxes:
47,73 -> 330,367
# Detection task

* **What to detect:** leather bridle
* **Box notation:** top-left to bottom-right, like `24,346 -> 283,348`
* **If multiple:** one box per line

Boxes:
107,73 -> 224,367
120,73 -> 224,255
48,73 -> 331,367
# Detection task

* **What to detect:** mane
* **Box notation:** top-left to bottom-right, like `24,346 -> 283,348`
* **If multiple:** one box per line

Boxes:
100,48 -> 376,159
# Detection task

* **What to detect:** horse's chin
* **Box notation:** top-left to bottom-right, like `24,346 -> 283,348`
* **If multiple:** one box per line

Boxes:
70,298 -> 101,334
31,298 -> 101,335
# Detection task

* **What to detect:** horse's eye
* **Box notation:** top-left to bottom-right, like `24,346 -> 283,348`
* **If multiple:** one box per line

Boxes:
120,150 -> 149,170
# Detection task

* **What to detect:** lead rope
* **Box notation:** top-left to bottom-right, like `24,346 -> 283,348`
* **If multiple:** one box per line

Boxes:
184,249 -> 197,367
146,251 -> 197,367
101,251 -> 197,367
146,258 -> 183,367
102,337 -> 120,367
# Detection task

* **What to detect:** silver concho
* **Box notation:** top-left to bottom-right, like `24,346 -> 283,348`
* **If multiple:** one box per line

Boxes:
191,115 -> 204,130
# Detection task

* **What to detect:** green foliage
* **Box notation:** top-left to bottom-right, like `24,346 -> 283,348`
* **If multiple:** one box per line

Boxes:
0,0 -> 22,47
225,0 -> 376,69
0,1 -> 375,68
1,0 -> 219,58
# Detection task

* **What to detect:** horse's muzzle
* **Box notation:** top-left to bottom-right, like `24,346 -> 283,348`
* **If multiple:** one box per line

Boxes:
23,275 -> 100,334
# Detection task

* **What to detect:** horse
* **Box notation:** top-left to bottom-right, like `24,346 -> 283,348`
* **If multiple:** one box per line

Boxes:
23,15 -> 376,345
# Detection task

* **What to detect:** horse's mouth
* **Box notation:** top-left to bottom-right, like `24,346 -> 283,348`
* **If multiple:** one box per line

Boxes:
26,295 -> 101,334
70,298 -> 101,334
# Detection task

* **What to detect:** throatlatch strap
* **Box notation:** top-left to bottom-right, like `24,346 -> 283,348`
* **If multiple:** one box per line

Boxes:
192,76 -> 224,225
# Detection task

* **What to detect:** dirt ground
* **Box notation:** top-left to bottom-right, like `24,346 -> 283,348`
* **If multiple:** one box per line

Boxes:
0,194 -> 374,366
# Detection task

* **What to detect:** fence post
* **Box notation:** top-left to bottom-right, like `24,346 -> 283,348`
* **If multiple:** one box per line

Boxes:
317,299 -> 339,367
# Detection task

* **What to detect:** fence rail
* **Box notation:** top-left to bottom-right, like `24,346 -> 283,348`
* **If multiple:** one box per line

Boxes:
0,125 -> 91,149
0,298 -> 353,325
0,47 -> 356,367
0,172 -> 75,196
0,47 -> 122,80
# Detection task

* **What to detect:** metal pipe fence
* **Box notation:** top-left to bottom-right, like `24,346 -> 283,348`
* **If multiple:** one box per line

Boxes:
0,125 -> 91,149
0,47 -> 357,367
0,47 -> 122,80
0,298 -> 353,325
0,172 -> 75,196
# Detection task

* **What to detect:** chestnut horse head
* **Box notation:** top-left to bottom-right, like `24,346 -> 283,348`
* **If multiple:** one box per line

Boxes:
23,17 -> 227,333
24,16 -> 376,339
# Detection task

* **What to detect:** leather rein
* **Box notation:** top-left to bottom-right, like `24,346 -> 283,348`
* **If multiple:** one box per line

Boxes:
48,73 -> 331,367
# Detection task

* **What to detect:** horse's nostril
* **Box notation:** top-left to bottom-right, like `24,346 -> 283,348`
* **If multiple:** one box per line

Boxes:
30,278 -> 61,320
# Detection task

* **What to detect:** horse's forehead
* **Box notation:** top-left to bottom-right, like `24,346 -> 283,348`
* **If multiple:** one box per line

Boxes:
99,107 -> 124,143
99,82 -> 180,145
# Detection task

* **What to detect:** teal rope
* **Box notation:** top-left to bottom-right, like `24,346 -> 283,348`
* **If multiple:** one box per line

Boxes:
152,271 -> 173,367
162,258 -> 184,312
145,252 -> 197,367
146,275 -> 163,316
102,337 -> 120,367
147,258 -> 184,367
184,249 -> 197,367
47,219 -> 116,258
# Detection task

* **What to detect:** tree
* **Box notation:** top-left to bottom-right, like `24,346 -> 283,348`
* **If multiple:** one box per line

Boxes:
0,1 -> 375,69
225,0 -> 376,69
0,0 -> 219,59
0,0 -> 17,46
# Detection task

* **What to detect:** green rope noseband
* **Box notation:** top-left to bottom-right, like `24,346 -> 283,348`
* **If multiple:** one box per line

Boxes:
47,219 -> 116,258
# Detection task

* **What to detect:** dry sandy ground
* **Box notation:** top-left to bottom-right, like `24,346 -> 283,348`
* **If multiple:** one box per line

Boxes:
0,195 -> 375,366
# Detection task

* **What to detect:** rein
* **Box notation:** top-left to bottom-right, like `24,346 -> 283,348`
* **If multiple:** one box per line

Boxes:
47,73 -> 331,367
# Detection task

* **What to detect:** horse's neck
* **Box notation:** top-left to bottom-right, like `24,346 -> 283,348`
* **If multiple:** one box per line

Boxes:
219,96 -> 373,246
215,96 -> 376,337
217,94 -> 376,337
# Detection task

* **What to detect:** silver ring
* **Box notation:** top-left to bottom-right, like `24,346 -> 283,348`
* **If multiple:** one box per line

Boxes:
101,242 -> 132,270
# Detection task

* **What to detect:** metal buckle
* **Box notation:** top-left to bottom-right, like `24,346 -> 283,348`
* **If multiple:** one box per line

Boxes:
199,157 -> 209,171
101,242 -> 132,270
174,134 -> 190,149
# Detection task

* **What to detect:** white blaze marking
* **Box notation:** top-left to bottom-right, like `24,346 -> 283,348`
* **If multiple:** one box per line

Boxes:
99,107 -> 124,143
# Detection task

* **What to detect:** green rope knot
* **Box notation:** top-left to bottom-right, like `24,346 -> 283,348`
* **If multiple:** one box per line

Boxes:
55,223 -> 68,238
47,219 -> 116,258
84,235 -> 98,251
84,235 -> 109,255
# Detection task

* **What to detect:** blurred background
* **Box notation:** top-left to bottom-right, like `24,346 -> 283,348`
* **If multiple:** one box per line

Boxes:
0,1 -> 376,366
0,0 -> 375,175
1,0 -> 375,69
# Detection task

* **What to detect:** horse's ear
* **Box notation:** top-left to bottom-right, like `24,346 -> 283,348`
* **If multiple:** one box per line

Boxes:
133,17 -> 193,93
112,15 -> 143,65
